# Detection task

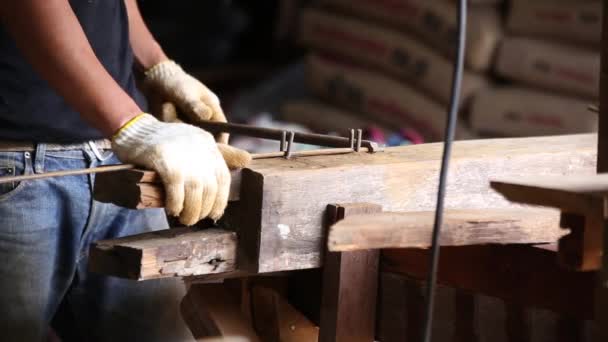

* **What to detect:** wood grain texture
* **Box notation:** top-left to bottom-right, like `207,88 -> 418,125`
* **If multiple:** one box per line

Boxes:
181,284 -> 261,341
247,134 -> 595,272
491,175 -> 607,270
319,204 -> 381,342
93,134 -> 597,275
89,228 -> 237,280
491,174 -> 608,213
382,245 -> 596,319
328,208 -> 564,252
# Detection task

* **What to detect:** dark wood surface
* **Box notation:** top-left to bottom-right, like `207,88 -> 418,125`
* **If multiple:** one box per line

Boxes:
319,203 -> 381,342
89,228 -> 237,280
382,245 -> 596,319
595,0 -> 608,338
180,283 -> 260,341
491,176 -> 607,271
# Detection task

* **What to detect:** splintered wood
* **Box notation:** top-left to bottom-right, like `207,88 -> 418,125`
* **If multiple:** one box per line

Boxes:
491,174 -> 608,271
89,228 -> 237,280
92,134 -> 596,277
328,208 -> 564,252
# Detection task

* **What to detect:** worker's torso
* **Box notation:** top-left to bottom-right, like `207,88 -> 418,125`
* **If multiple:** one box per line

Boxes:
0,0 -> 146,143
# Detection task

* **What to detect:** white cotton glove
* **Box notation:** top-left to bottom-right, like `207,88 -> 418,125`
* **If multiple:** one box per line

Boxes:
146,88 -> 251,170
112,113 -> 233,226
144,60 -> 229,144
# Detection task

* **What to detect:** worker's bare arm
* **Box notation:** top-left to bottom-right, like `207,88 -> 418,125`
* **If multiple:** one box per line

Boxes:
124,0 -> 168,71
0,0 -> 141,136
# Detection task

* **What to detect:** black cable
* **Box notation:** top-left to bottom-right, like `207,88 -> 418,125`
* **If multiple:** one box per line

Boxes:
421,0 -> 467,341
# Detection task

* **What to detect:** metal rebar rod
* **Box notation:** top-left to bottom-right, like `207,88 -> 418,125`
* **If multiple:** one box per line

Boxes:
194,121 -> 380,152
0,145 -> 378,185
0,163 -> 136,184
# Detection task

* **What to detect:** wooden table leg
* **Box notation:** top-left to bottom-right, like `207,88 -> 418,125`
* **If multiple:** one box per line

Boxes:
594,198 -> 608,341
319,203 -> 382,342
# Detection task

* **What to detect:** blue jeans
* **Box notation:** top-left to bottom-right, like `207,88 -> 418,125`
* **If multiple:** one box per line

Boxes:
0,144 -> 193,341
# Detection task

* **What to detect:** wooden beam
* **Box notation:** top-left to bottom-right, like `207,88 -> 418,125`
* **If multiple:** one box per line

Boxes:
181,283 -> 261,341
93,134 -> 596,274
491,175 -> 608,271
319,203 -> 381,342
381,245 -> 596,319
89,228 -> 237,280
328,208 -> 563,252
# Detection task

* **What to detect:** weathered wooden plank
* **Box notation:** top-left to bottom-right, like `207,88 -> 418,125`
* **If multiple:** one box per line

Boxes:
240,134 -> 594,273
181,284 -> 261,341
491,174 -> 608,213
382,245 -> 596,319
89,228 -> 237,280
319,204 -> 381,342
93,134 -> 596,274
328,208 -> 563,252
491,175 -> 608,271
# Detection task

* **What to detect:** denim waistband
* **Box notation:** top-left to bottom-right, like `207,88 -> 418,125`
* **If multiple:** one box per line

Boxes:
0,139 -> 111,152
0,140 -> 114,173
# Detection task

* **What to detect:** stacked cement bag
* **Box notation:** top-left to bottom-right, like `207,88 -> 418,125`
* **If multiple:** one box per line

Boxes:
290,0 -> 504,142
470,0 -> 600,137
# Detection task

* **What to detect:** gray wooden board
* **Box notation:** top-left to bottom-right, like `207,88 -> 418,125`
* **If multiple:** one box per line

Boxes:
232,134 -> 595,273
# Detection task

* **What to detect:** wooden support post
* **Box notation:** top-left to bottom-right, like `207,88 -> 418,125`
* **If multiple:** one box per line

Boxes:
181,283 -> 261,341
597,0 -> 608,339
595,212 -> 608,341
319,203 -> 381,342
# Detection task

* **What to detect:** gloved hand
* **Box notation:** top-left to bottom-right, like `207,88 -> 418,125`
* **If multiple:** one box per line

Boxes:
148,101 -> 251,170
112,113 -> 245,226
144,60 -> 229,144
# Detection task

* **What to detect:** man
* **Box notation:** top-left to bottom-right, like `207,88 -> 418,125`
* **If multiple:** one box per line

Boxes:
0,1 -> 250,340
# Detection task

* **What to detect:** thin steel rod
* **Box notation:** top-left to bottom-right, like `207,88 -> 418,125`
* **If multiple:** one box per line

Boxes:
0,163 -> 136,184
195,120 -> 379,152
0,145 -> 377,185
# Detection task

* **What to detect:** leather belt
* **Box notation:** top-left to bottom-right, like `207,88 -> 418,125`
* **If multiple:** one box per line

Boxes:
0,139 -> 112,152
